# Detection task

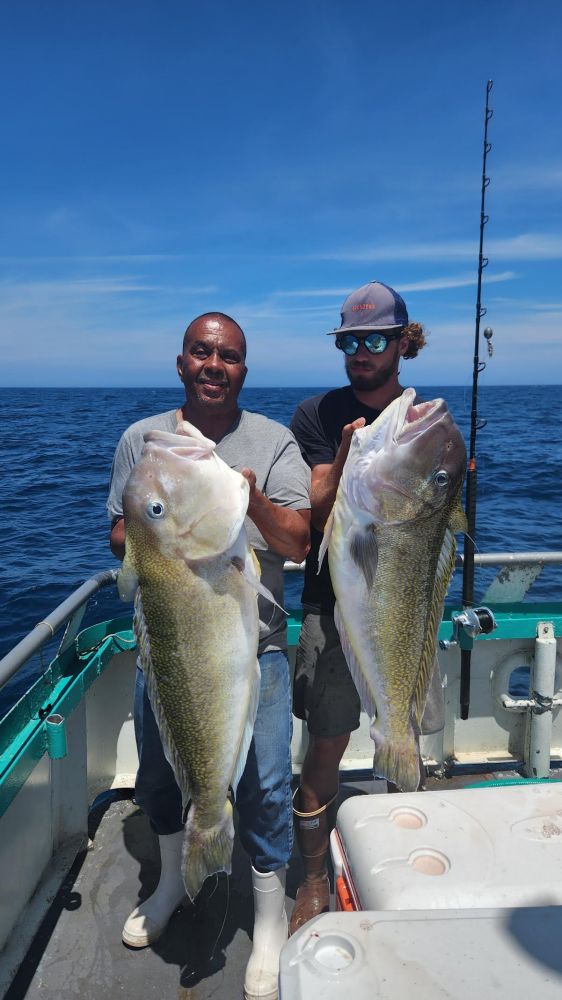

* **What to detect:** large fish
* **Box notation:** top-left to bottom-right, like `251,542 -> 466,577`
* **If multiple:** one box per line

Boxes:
118,420 -> 265,900
321,388 -> 467,792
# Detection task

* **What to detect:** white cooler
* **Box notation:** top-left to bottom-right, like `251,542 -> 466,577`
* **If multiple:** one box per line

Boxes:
279,907 -> 562,999
330,783 -> 562,912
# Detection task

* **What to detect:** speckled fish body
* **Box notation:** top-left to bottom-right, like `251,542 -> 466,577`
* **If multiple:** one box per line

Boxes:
323,388 -> 467,791
118,420 -> 261,900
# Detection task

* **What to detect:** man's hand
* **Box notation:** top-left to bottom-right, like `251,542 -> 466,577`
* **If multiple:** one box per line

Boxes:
341,416 -> 366,448
110,516 -> 126,562
240,466 -> 310,562
241,467 -> 258,508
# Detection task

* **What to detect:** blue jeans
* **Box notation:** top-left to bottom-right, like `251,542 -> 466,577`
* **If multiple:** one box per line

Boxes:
134,650 -> 293,872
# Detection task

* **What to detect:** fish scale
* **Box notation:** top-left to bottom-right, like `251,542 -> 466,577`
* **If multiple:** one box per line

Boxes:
135,563 -> 253,818
370,516 -> 451,723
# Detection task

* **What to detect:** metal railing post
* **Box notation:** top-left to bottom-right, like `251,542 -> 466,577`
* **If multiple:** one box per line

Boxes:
524,622 -> 557,778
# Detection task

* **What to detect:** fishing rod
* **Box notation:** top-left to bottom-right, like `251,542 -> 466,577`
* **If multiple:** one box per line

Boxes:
459,79 -> 496,720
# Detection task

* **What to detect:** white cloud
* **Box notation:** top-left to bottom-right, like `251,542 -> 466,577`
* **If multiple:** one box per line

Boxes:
243,273 -> 515,320
273,288 -> 350,298
272,272 -> 516,297
398,272 -> 515,292
0,277 -> 163,300
0,253 -> 182,263
495,164 -> 562,191
309,233 -> 562,263
487,295 -> 562,313
0,277 -> 218,311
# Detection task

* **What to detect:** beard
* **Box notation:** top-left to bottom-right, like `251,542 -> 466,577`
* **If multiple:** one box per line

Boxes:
345,351 -> 398,391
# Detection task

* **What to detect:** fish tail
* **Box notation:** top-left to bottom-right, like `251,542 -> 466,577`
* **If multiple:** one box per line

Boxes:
182,800 -> 235,901
372,727 -> 421,792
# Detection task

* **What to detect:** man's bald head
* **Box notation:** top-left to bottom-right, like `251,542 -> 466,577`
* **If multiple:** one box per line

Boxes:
183,312 -> 247,360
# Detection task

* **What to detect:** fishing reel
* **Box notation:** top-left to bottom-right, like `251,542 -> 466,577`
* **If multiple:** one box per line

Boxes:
439,606 -> 497,650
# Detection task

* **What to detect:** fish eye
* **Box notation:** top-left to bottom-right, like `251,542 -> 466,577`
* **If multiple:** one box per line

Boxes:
434,470 -> 449,488
147,499 -> 166,519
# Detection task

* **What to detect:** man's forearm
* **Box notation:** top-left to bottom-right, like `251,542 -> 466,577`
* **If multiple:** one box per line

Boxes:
247,490 -> 310,562
309,416 -> 366,532
310,458 -> 346,532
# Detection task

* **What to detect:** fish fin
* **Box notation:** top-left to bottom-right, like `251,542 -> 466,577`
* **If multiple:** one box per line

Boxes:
134,592 -> 192,808
372,726 -> 421,792
232,547 -> 261,590
448,494 -> 468,535
230,657 -> 261,798
174,419 -> 216,448
117,549 -> 139,602
251,547 -> 261,576
317,506 -> 335,572
413,527 -> 457,724
349,524 -> 379,590
334,601 -> 378,722
182,799 -> 234,901
143,423 -> 216,456
232,550 -> 287,615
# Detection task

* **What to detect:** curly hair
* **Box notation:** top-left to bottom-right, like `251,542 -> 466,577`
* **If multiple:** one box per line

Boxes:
402,322 -> 427,360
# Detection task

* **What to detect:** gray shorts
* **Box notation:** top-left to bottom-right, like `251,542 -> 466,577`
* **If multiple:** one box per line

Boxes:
292,612 -> 444,739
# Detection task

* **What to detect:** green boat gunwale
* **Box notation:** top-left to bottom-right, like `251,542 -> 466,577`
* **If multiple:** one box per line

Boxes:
2,598 -> 562,820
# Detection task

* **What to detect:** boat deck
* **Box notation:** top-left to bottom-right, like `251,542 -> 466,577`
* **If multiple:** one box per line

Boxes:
4,769 -> 550,1000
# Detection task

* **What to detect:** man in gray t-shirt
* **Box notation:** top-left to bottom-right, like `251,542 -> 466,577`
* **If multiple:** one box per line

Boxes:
107,312 -> 310,1000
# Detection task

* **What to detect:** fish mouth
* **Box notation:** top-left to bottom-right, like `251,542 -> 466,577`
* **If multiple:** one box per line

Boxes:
367,389 -> 456,521
176,503 -> 239,535
175,499 -> 247,558
392,390 -> 447,447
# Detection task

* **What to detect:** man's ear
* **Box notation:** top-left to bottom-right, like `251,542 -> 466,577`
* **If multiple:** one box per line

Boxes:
398,334 -> 410,358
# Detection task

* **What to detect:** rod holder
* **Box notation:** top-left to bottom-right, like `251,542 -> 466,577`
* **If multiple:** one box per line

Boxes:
523,622 -> 557,779
45,713 -> 67,759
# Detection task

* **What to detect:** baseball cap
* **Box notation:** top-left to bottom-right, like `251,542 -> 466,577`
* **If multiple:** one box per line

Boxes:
330,280 -> 409,334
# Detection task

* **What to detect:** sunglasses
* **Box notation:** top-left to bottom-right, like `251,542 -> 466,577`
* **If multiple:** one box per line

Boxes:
335,330 -> 404,356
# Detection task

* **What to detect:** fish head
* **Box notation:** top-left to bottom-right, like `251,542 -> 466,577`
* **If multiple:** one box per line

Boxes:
122,421 -> 249,562
344,387 -> 467,526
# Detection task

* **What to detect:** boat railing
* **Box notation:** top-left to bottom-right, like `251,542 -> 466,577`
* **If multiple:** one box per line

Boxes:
0,569 -> 118,693
286,551 -> 562,569
1,551 -> 561,694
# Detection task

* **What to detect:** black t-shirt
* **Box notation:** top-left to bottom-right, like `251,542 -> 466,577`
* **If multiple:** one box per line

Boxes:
290,386 -> 382,614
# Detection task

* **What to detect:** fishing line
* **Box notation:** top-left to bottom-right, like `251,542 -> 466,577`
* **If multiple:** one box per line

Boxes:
463,531 -> 478,552
208,872 -> 230,963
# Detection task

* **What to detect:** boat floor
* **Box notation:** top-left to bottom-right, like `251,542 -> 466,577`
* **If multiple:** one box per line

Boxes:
4,771 -> 559,1000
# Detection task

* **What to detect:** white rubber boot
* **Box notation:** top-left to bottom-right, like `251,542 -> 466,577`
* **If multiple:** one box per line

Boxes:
244,866 -> 288,1000
122,830 -> 186,947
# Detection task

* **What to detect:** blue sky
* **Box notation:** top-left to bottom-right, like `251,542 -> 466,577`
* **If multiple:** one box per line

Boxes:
1,1 -> 562,387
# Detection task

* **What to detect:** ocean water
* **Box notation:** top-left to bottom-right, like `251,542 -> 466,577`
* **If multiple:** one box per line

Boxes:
1,385 -> 561,718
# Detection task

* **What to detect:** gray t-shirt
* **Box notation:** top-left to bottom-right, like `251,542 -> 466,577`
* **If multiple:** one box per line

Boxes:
107,408 -> 311,654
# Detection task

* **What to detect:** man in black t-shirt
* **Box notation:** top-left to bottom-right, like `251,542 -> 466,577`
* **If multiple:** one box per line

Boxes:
289,280 -> 442,934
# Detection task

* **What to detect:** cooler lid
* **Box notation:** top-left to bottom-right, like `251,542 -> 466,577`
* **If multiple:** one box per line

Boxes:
280,906 -> 562,999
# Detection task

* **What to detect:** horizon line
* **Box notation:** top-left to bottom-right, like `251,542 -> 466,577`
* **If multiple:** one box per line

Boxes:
1,383 -> 560,390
